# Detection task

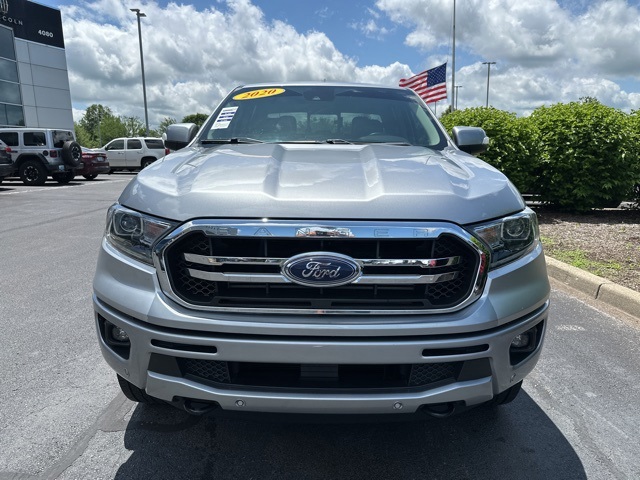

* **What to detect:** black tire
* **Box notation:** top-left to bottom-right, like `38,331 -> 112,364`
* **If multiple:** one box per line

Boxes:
83,174 -> 98,180
62,141 -> 83,167
19,159 -> 48,186
491,381 -> 523,406
117,375 -> 163,404
52,171 -> 75,184
141,158 -> 156,169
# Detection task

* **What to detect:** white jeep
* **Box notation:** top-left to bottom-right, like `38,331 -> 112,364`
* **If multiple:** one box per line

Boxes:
0,128 -> 81,185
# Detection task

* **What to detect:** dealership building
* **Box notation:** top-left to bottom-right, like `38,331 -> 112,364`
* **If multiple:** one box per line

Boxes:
0,0 -> 74,129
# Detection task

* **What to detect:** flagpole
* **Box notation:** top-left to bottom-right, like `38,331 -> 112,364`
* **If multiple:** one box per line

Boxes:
451,0 -> 456,111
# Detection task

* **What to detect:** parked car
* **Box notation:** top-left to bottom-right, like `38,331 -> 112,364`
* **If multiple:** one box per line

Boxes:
0,127 -> 81,185
0,139 -> 15,182
75,147 -> 110,180
103,137 -> 168,172
94,83 -> 550,418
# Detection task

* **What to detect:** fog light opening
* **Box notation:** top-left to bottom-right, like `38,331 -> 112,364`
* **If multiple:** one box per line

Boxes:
511,332 -> 531,349
98,316 -> 132,360
111,325 -> 130,343
509,323 -> 542,365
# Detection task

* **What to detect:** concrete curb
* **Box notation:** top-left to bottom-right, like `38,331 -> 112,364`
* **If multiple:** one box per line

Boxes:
545,256 -> 640,319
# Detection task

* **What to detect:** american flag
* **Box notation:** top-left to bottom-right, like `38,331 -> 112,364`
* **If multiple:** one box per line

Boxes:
399,63 -> 448,104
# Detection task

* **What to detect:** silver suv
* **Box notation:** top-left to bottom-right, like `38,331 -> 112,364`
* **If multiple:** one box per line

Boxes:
0,128 -> 81,185
93,83 -> 550,418
103,137 -> 167,172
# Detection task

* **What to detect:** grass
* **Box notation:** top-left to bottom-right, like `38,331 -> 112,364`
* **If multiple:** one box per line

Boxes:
542,243 -> 623,277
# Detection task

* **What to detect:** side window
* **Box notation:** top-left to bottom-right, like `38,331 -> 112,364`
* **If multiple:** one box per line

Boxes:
127,139 -> 142,150
23,132 -> 46,146
106,140 -> 125,151
144,139 -> 165,149
52,130 -> 75,148
0,132 -> 18,146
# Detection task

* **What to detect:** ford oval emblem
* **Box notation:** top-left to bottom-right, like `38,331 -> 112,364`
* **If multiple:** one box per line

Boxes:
282,252 -> 361,288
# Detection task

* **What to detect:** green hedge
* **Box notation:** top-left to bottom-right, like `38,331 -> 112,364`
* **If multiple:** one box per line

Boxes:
440,107 -> 540,194
441,100 -> 640,211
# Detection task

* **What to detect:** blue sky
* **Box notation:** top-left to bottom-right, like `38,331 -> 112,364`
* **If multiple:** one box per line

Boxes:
29,0 -> 640,127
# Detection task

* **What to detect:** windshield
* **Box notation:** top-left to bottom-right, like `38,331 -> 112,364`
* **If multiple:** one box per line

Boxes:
199,85 -> 448,149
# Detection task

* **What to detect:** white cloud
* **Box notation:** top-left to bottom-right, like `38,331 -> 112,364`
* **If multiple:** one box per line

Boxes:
61,0 -> 640,126
376,0 -> 640,113
62,0 -> 406,126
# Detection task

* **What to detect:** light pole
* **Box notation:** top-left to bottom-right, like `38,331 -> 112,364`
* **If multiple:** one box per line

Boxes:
454,85 -> 462,110
482,61 -> 496,108
130,8 -> 149,136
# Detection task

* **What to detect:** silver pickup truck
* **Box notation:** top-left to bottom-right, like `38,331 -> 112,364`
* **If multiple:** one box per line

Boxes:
93,83 -> 550,418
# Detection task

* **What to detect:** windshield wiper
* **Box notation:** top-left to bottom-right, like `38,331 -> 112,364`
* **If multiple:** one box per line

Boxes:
324,139 -> 354,144
201,137 -> 264,144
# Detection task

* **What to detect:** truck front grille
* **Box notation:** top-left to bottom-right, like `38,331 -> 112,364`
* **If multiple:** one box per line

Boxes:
156,221 -> 486,314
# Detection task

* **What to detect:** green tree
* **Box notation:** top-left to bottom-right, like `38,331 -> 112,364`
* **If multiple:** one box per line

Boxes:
74,122 -> 93,147
158,117 -> 177,136
181,113 -> 209,127
100,115 -> 128,145
120,116 -> 145,137
440,107 -> 541,194
530,99 -> 638,211
78,104 -> 119,147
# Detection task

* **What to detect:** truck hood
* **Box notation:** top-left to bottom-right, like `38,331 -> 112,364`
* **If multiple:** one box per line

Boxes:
119,143 -> 524,225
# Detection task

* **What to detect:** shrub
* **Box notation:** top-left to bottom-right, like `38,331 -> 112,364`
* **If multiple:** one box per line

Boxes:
530,99 -> 638,211
440,107 -> 541,194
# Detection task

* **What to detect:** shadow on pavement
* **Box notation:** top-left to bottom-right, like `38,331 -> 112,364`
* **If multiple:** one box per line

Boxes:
115,391 -> 585,480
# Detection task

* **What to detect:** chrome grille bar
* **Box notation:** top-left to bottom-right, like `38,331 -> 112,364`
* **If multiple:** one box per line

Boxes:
187,269 -> 458,285
184,253 -> 462,268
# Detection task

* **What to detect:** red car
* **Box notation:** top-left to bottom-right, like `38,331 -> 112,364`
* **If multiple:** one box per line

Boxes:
75,147 -> 110,180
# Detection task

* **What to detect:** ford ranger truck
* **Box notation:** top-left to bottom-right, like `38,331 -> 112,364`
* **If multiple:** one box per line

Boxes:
93,83 -> 550,418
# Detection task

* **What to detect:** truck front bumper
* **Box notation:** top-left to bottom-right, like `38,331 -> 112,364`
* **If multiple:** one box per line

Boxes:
93,240 -> 550,415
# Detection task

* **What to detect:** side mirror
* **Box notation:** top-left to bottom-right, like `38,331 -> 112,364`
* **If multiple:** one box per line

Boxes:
452,126 -> 489,156
165,123 -> 198,151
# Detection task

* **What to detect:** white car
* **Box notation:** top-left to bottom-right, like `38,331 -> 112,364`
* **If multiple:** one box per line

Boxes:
103,137 -> 168,172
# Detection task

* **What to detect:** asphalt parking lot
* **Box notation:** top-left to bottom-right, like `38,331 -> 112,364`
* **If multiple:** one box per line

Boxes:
1,175 -> 639,480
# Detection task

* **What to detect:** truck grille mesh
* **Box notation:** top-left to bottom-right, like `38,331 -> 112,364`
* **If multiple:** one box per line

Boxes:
178,358 -> 460,390
161,225 -> 481,312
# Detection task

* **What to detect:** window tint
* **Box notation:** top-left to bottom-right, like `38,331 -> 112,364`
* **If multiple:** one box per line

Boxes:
0,58 -> 19,83
0,81 -> 21,105
0,132 -> 18,146
24,132 -> 46,146
107,140 -> 125,150
144,139 -> 165,149
0,27 -> 16,61
127,139 -> 142,149
1,104 -> 24,126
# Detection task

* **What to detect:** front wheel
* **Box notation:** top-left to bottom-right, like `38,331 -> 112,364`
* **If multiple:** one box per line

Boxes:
19,160 -> 48,186
83,174 -> 98,180
117,375 -> 163,404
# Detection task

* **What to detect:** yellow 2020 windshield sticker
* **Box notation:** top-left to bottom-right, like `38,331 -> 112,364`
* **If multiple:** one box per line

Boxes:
233,88 -> 285,100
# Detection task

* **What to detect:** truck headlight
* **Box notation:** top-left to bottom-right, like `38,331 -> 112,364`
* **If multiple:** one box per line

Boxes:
467,208 -> 539,269
105,204 -> 177,264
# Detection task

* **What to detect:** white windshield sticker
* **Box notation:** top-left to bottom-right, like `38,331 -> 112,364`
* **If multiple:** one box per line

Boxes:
212,107 -> 238,129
